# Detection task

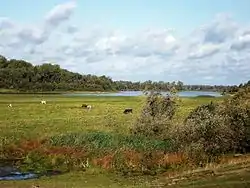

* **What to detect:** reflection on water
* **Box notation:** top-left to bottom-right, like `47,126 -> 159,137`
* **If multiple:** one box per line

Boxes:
63,90 -> 222,97
0,172 -> 38,181
0,165 -> 62,181
0,166 -> 38,181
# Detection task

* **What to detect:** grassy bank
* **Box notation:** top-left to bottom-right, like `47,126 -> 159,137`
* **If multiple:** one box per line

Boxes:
1,94 -> 249,187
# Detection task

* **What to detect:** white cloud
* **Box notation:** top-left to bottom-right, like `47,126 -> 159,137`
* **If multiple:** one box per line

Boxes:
0,17 -> 14,29
231,32 -> 250,51
201,14 -> 239,44
44,0 -> 76,28
0,1 -> 250,85
188,43 -> 222,59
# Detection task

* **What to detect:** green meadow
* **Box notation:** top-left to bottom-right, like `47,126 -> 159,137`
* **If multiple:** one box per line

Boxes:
1,94 -> 250,188
0,94 -> 221,141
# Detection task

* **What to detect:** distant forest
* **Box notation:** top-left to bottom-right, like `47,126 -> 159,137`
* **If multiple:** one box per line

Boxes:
0,55 -> 245,93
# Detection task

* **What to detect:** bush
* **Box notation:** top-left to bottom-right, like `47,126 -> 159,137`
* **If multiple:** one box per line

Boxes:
219,88 -> 250,153
131,91 -> 178,139
175,87 -> 250,164
176,102 -> 234,162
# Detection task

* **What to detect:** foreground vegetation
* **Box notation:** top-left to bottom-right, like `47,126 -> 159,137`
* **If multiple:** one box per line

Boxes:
1,89 -> 250,187
1,159 -> 250,188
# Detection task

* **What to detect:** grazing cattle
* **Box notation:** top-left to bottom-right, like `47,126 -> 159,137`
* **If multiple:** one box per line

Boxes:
41,100 -> 46,104
82,104 -> 88,108
123,108 -> 133,114
32,185 -> 40,188
86,105 -> 92,110
82,104 -> 92,110
8,104 -> 12,107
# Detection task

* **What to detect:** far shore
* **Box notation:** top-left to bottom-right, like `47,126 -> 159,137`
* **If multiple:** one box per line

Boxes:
0,90 -> 118,95
0,89 -> 224,95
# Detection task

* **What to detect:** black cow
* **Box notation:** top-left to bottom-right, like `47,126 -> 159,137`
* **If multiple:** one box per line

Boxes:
82,104 -> 88,108
123,108 -> 133,114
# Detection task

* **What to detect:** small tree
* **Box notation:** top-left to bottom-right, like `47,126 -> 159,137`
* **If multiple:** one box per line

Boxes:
131,90 -> 178,139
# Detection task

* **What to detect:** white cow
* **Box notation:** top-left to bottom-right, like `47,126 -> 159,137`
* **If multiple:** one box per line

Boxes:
8,104 -> 12,107
86,105 -> 92,110
41,100 -> 46,104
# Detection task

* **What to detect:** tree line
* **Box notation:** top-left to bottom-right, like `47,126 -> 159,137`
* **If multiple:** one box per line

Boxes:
0,55 -> 241,93
223,81 -> 250,94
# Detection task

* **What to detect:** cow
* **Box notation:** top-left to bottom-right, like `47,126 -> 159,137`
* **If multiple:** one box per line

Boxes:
123,108 -> 133,114
87,105 -> 92,110
8,104 -> 12,107
41,100 -> 46,104
82,104 -> 88,108
82,104 -> 92,111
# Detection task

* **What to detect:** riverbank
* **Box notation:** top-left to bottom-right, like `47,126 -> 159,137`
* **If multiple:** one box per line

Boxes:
1,159 -> 249,188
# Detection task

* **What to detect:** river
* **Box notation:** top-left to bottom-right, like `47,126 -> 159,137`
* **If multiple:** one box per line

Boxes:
63,90 -> 222,97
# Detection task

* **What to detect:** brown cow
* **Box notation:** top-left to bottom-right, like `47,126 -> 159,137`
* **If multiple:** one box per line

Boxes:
123,108 -> 133,114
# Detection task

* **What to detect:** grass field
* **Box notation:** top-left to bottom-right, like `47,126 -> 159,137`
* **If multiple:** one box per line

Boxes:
0,94 -> 249,188
0,94 -> 221,140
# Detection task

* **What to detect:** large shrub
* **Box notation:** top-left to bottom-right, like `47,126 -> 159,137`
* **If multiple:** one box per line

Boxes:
175,87 -> 250,164
176,102 -> 234,162
131,91 -> 178,139
219,88 -> 250,153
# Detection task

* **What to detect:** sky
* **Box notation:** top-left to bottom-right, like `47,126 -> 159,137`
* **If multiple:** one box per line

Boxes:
1,0 -> 250,85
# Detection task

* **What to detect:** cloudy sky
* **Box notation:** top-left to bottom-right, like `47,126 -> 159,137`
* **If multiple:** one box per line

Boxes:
1,0 -> 250,85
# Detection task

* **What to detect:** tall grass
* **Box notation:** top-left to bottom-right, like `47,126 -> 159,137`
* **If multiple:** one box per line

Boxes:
49,131 -> 173,152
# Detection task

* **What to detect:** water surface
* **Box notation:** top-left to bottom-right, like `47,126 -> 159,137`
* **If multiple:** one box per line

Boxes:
0,165 -> 62,181
63,91 -> 222,97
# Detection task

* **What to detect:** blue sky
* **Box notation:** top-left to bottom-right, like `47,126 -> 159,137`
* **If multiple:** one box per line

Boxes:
1,0 -> 250,85
1,0 -> 250,35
